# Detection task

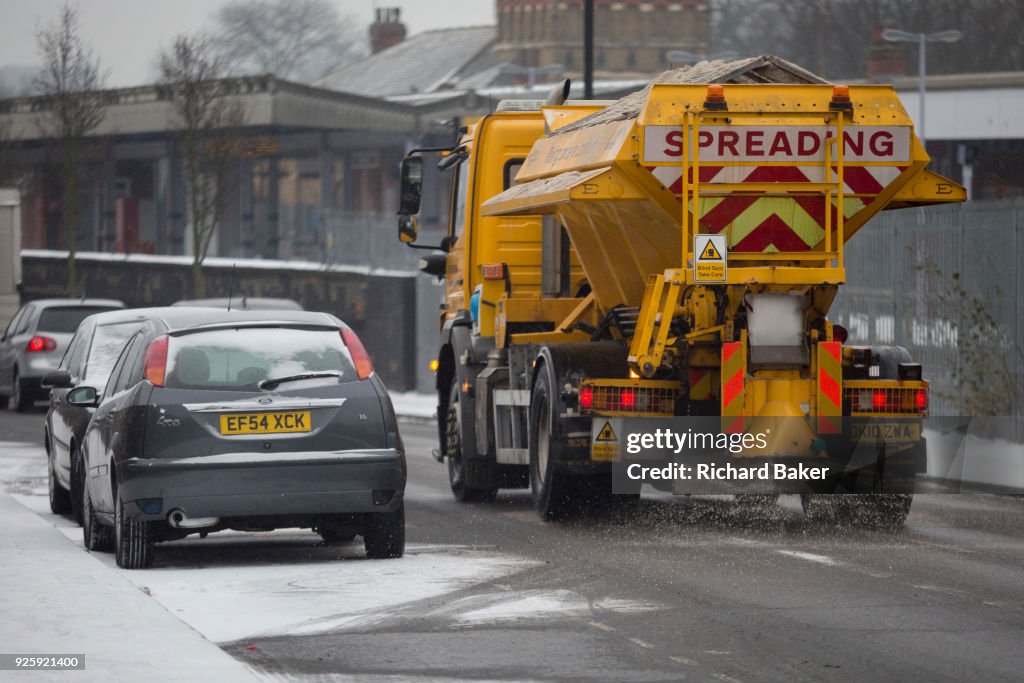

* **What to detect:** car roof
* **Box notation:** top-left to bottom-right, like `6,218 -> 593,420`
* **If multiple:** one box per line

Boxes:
79,306 -> 189,328
26,298 -> 125,309
172,297 -> 304,311
153,308 -> 342,333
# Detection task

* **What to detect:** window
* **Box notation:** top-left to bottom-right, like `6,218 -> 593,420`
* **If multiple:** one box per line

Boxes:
38,306 -> 120,334
450,162 -> 469,241
503,159 -> 525,191
84,322 -> 143,385
14,306 -> 34,335
105,333 -> 141,398
3,307 -> 26,339
61,329 -> 88,379
164,327 -> 357,391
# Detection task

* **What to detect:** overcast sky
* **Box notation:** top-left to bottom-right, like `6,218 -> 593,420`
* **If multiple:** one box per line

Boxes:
0,0 -> 496,88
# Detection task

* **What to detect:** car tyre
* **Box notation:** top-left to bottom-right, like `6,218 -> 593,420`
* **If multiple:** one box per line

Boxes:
82,482 -> 114,552
115,495 -> 155,569
47,450 -> 71,515
13,371 -> 32,412
363,501 -> 405,559
70,447 -> 85,525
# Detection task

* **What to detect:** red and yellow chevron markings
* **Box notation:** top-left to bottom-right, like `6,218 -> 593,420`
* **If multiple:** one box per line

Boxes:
817,341 -> 842,434
643,164 -> 907,252
721,342 -> 746,433
688,368 -> 712,401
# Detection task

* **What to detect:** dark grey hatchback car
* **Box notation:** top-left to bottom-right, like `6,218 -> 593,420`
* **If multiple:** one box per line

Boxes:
70,309 -> 406,569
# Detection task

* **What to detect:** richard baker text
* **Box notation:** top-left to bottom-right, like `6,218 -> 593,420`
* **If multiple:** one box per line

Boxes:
626,462 -> 830,482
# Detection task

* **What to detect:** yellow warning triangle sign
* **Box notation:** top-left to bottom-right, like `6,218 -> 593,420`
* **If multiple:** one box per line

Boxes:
698,239 -> 722,261
595,421 -> 617,442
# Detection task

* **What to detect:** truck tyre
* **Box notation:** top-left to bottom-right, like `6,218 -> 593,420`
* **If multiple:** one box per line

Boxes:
529,366 -> 576,520
445,383 -> 498,503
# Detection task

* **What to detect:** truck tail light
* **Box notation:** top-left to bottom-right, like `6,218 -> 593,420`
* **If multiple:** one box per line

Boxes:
482,264 -> 506,280
915,389 -> 928,411
144,335 -> 169,387
341,328 -> 373,380
580,385 -> 593,410
26,335 -> 57,353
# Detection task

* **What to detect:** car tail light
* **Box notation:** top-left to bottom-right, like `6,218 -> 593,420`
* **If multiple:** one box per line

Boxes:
144,335 -> 169,387
341,328 -> 373,380
26,335 -> 57,353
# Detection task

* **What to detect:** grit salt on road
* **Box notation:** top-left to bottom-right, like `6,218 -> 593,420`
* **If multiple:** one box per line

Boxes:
3,410 -> 1024,682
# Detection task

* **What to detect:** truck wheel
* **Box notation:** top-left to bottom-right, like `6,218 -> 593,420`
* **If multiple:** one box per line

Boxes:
445,383 -> 498,503
529,366 -> 576,520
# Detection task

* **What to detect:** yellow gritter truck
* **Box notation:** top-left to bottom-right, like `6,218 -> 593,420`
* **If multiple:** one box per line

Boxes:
396,56 -> 966,525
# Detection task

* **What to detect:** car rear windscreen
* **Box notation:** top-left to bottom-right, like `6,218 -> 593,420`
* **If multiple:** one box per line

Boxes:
38,307 -> 121,334
165,327 -> 357,390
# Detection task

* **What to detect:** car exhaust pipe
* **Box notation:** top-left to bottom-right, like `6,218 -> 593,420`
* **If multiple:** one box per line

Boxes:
167,509 -> 219,529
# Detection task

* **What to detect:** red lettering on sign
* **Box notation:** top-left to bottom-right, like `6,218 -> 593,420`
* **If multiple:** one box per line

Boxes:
768,131 -> 792,156
663,130 -> 683,157
798,131 -> 820,156
870,131 -> 893,156
746,130 -> 765,156
719,131 -> 739,156
844,131 -> 864,156
698,130 -> 713,150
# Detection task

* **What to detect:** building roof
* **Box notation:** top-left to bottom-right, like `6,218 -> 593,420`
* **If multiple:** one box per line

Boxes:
316,26 -> 497,98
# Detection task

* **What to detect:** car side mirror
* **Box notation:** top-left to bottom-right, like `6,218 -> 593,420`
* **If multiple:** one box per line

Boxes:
398,156 -> 423,216
41,370 -> 73,389
66,386 -> 100,408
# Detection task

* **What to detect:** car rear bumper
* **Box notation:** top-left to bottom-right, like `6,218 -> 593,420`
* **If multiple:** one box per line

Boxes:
117,448 -> 405,521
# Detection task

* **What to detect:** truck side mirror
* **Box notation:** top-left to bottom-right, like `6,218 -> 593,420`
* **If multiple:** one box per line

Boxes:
398,156 -> 423,216
398,214 -> 419,244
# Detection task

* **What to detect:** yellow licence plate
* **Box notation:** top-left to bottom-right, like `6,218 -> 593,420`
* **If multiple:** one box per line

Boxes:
850,422 -> 921,444
219,411 -> 312,435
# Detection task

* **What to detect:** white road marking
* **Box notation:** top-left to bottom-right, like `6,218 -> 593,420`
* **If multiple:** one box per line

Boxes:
775,550 -> 840,566
589,620 -> 615,632
704,650 -> 732,655
670,656 -> 698,666
629,637 -> 655,649
713,673 -> 745,683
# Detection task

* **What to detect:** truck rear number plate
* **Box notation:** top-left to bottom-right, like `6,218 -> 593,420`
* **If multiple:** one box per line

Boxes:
850,422 -> 920,443
220,411 -> 311,435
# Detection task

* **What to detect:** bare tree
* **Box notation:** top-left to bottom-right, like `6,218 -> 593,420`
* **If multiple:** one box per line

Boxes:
212,0 -> 363,83
33,3 -> 105,296
160,34 -> 245,297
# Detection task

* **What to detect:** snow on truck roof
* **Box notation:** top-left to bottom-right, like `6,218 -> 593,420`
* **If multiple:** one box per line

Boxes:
551,55 -> 828,136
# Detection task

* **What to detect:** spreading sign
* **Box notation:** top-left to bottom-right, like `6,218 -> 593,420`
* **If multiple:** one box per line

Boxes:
644,125 -> 911,163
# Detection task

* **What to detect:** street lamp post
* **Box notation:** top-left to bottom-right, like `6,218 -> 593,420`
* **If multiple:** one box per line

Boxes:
881,28 -> 963,149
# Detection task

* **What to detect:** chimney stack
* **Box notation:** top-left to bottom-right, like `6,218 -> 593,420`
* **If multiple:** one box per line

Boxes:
866,25 -> 910,79
370,7 -> 406,54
